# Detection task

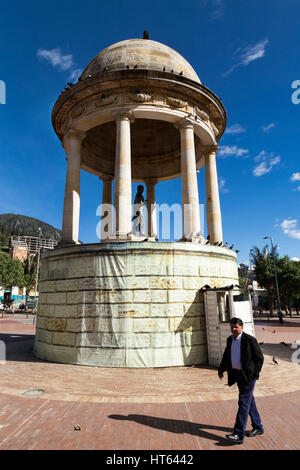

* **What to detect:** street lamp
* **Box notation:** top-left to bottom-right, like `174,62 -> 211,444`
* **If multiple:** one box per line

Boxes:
263,236 -> 282,322
33,227 -> 42,324
249,249 -> 255,306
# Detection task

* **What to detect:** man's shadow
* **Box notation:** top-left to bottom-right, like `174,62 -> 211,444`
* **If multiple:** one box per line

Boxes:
108,414 -> 236,447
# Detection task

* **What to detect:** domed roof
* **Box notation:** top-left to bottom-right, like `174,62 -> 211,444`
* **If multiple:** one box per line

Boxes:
80,39 -> 201,83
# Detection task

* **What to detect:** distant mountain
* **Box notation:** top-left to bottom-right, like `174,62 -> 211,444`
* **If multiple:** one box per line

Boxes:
0,214 -> 62,241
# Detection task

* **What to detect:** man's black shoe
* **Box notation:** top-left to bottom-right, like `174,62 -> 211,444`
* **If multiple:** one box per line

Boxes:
226,433 -> 244,444
246,428 -> 264,437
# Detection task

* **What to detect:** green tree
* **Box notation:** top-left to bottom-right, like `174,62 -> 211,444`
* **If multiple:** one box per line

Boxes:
250,245 -> 278,315
0,251 -> 24,289
21,254 -> 38,312
277,257 -> 300,316
238,276 -> 247,288
251,246 -> 300,317
238,263 -> 249,279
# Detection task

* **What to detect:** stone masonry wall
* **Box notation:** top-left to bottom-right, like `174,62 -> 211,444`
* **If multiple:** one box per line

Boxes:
34,242 -> 238,367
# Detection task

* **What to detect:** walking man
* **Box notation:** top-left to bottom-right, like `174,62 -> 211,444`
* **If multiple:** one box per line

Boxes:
218,317 -> 264,444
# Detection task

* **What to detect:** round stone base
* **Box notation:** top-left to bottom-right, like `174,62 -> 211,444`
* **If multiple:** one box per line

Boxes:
34,242 -> 238,367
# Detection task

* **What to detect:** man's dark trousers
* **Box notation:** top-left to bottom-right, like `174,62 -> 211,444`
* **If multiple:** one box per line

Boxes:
234,371 -> 264,438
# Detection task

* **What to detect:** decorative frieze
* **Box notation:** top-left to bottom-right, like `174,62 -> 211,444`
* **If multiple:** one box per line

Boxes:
166,96 -> 188,108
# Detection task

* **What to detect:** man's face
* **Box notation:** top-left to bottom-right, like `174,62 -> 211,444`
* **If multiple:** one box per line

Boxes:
231,323 -> 243,337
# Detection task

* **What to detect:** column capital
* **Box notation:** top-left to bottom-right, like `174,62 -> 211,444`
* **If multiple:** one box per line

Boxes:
62,129 -> 87,151
64,129 -> 87,142
174,117 -> 194,131
145,178 -> 158,186
113,110 -> 135,124
200,145 -> 218,158
100,175 -> 113,182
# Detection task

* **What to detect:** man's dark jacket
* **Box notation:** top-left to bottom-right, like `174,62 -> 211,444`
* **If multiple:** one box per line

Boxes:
218,332 -> 264,386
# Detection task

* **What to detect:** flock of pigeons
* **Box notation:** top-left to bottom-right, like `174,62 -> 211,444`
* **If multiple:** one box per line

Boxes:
204,235 -> 240,253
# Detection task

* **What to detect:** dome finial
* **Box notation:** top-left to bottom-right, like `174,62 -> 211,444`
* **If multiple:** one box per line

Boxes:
143,30 -> 149,40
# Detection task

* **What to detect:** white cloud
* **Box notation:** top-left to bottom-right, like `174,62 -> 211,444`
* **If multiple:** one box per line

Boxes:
218,145 -> 249,158
280,219 -> 300,240
291,257 -> 300,262
223,38 -> 269,77
37,47 -> 81,83
219,176 -> 229,193
254,150 -> 267,162
290,172 -> 300,182
225,124 -> 246,135
261,123 -> 275,133
69,68 -> 83,82
201,0 -> 224,20
210,0 -> 224,20
37,48 -> 73,71
253,152 -> 280,176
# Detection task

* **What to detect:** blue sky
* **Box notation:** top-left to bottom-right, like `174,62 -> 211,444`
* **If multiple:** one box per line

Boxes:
0,0 -> 299,265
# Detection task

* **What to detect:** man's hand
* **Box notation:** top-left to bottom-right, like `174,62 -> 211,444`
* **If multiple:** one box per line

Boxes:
218,372 -> 224,380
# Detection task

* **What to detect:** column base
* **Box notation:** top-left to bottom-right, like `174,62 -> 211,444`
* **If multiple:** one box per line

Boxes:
56,239 -> 81,249
180,233 -> 205,243
100,234 -> 158,243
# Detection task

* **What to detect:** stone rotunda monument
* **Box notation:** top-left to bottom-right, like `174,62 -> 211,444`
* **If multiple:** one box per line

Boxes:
34,35 -> 239,367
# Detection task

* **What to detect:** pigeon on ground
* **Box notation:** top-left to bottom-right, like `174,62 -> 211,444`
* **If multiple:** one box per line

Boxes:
74,425 -> 81,431
272,330 -> 276,333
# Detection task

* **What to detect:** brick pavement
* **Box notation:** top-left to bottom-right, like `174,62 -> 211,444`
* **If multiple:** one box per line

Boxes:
0,315 -> 299,449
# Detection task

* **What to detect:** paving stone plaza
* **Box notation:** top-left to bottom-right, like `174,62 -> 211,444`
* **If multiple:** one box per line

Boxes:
0,315 -> 299,449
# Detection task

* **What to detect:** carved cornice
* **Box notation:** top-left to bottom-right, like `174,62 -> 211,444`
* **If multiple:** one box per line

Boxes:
129,91 -> 152,102
52,71 -> 226,140
71,104 -> 87,119
94,94 -> 117,108
195,107 -> 210,123
166,96 -> 188,108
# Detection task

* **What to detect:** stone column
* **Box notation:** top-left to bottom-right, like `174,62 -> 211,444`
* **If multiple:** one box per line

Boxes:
61,130 -> 86,244
204,145 -> 223,243
113,112 -> 133,238
145,179 -> 158,238
178,118 -> 200,240
100,176 -> 113,241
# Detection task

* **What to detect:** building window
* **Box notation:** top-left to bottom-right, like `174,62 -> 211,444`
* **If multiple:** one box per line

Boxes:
233,290 -> 249,303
